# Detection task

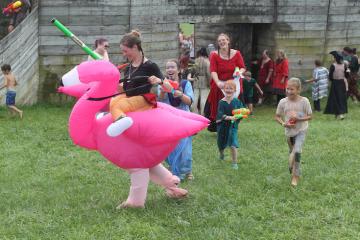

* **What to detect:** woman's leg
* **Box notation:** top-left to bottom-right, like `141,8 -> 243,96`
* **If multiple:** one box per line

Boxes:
149,164 -> 188,198
117,168 -> 149,208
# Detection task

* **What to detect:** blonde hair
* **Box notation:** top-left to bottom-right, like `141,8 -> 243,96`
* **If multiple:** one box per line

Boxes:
224,80 -> 236,90
276,49 -> 287,59
244,71 -> 252,77
287,77 -> 302,90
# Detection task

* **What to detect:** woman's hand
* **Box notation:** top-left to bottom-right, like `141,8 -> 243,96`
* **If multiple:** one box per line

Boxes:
148,76 -> 162,85
216,80 -> 225,89
173,90 -> 183,98
161,79 -> 174,93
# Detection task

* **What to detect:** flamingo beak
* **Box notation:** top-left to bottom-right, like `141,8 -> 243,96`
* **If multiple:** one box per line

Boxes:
61,67 -> 80,86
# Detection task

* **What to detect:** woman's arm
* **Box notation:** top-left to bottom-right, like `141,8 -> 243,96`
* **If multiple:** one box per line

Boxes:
344,78 -> 349,91
280,60 -> 289,84
255,83 -> 263,95
174,81 -> 193,106
265,68 -> 273,83
329,64 -> 334,81
211,72 -> 224,89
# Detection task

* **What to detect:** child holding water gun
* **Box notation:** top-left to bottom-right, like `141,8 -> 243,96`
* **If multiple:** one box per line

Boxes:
275,78 -> 312,186
216,80 -> 245,170
158,59 -> 194,180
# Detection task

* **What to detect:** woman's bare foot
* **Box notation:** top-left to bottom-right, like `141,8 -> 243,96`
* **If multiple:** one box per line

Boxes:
166,187 -> 188,199
116,201 -> 145,209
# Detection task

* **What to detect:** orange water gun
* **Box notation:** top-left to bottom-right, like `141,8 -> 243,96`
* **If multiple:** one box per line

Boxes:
117,63 -> 129,70
232,108 -> 250,122
161,79 -> 179,93
2,1 -> 22,16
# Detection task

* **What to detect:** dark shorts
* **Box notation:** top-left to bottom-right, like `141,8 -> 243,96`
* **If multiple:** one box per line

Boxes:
6,91 -> 16,106
244,96 -> 253,104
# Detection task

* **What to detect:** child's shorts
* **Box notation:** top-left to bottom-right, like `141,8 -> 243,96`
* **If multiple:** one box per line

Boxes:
244,96 -> 253,104
6,91 -> 16,106
288,131 -> 306,153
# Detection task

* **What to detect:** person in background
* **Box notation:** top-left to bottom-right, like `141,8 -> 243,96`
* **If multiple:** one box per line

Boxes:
272,49 -> 289,104
0,64 -> 23,118
342,47 -> 360,103
305,60 -> 329,112
7,0 -> 31,33
243,71 -> 263,114
88,38 -> 110,61
192,47 -> 211,115
257,50 -> 274,105
324,51 -> 349,120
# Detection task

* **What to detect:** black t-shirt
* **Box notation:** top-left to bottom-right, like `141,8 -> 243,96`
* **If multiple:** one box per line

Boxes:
122,60 -> 164,97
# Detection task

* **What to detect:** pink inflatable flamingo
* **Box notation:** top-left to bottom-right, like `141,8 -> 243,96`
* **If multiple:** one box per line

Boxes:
58,60 -> 209,208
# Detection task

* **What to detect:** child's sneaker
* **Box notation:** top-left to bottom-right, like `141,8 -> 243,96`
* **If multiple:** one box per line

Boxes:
106,116 -> 133,137
231,163 -> 238,170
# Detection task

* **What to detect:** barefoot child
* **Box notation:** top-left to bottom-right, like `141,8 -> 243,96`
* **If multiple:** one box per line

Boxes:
216,80 -> 245,170
1,64 -> 23,118
275,78 -> 312,186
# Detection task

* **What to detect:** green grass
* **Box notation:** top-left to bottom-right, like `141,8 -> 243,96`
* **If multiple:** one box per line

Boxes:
0,101 -> 360,239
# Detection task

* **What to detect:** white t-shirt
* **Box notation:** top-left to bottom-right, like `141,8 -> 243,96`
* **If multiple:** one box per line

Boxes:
276,96 -> 312,137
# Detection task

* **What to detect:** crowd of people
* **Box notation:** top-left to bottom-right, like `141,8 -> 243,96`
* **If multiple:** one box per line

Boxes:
2,27 -> 359,201
173,32 -> 359,186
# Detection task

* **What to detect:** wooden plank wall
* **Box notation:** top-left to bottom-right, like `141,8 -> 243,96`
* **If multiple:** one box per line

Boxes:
2,0 -> 358,103
179,0 -> 360,79
129,0 -> 178,67
38,0 -> 178,102
0,7 -> 39,105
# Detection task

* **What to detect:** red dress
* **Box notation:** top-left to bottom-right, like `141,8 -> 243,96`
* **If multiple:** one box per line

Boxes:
207,50 -> 245,121
258,59 -> 274,92
272,59 -> 289,95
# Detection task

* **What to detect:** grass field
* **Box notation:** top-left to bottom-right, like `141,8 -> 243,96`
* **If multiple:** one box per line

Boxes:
0,101 -> 359,239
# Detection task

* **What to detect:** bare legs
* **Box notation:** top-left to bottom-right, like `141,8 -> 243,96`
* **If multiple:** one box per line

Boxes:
117,164 -> 187,209
8,105 -> 23,118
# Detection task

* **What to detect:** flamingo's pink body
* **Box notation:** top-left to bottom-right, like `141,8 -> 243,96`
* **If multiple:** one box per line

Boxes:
59,60 -> 209,207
